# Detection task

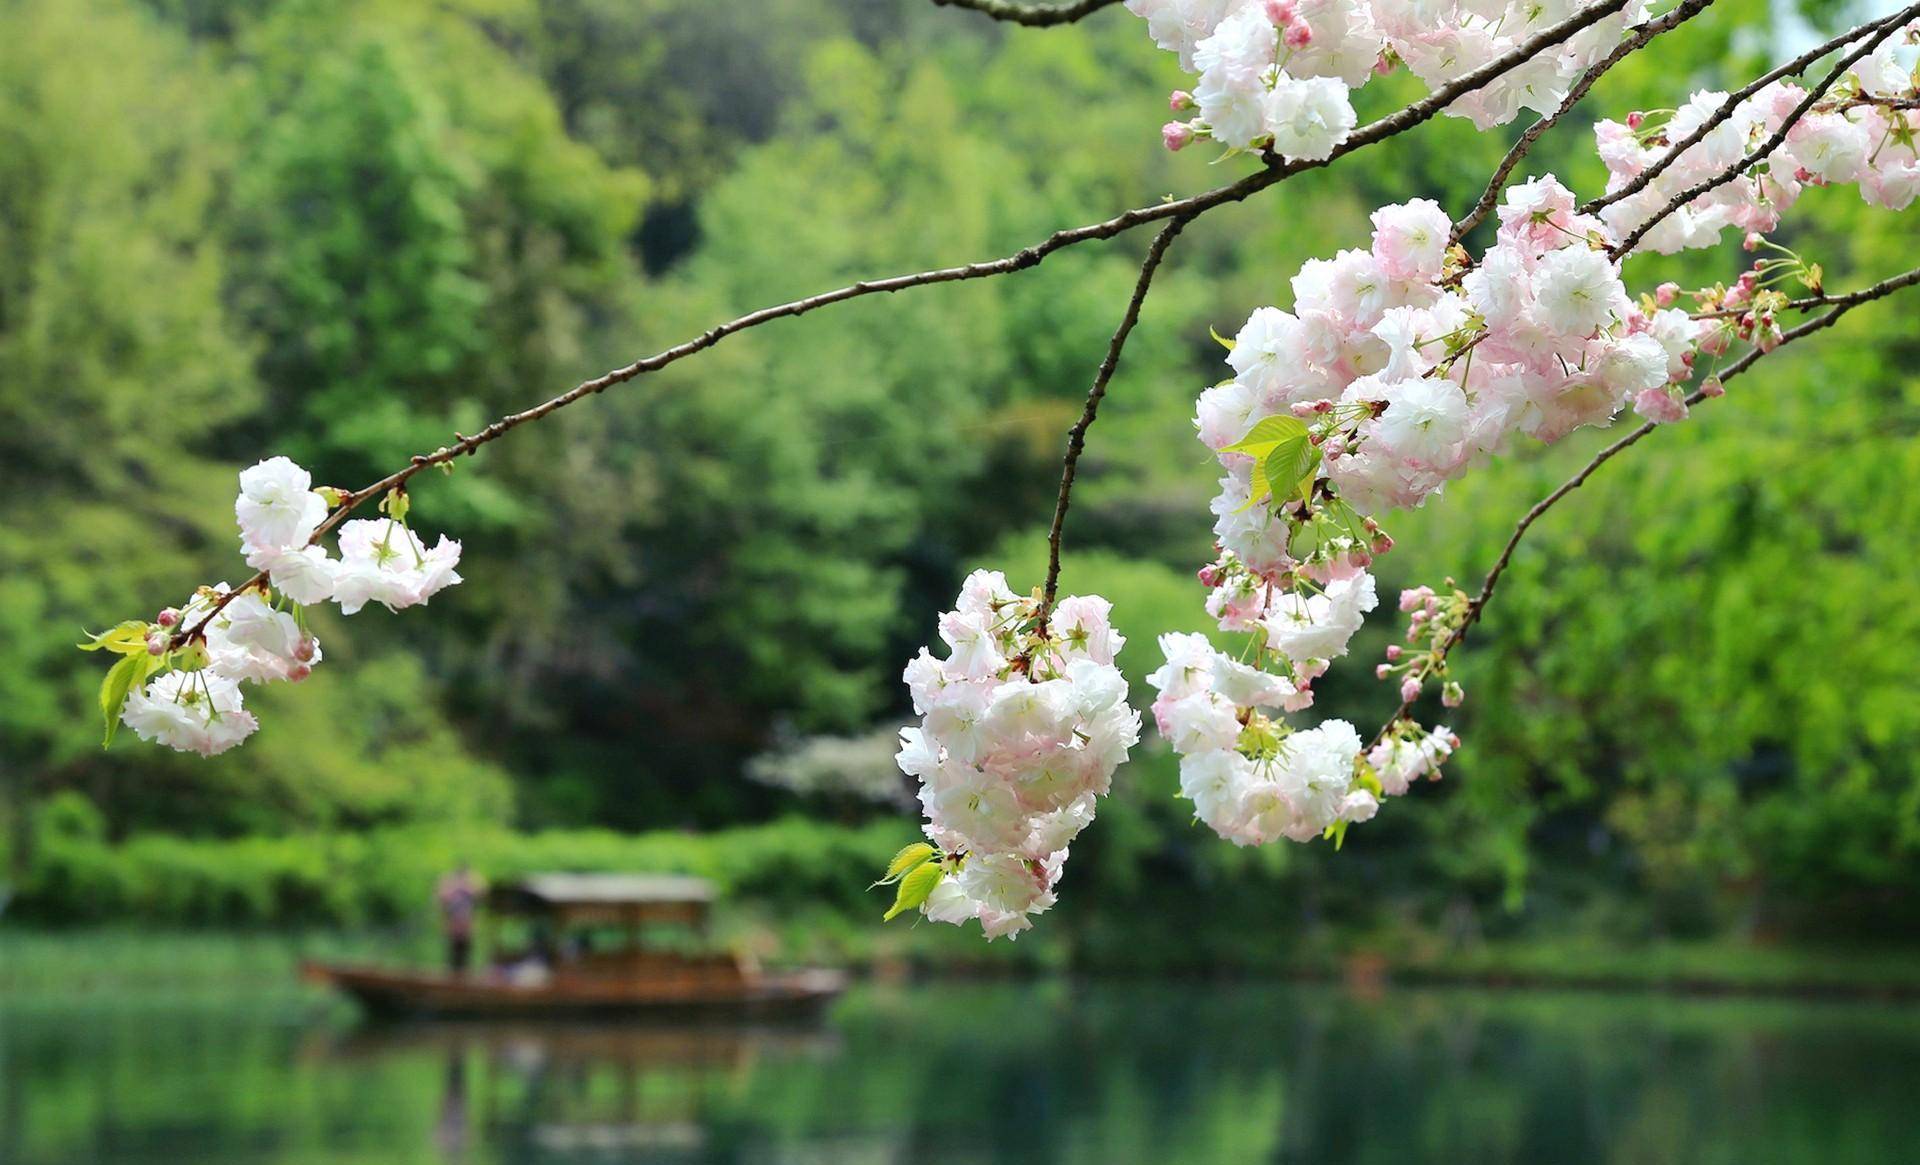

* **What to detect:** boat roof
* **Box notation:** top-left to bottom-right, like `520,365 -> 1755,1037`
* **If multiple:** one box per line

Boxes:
506,873 -> 717,907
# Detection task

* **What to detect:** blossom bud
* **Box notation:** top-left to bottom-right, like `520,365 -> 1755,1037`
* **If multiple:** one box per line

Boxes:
288,664 -> 311,683
1262,0 -> 1296,25
1398,586 -> 1433,613
294,636 -> 318,663
1655,282 -> 1679,307
1385,644 -> 1402,662
156,607 -> 180,628
146,632 -> 167,656
1410,609 -> 1429,624
1400,676 -> 1422,703
1169,89 -> 1195,112
1350,549 -> 1372,569
1736,271 -> 1758,293
1290,401 -> 1318,418
1626,111 -> 1645,130
1283,18 -> 1311,49
1372,52 -> 1393,76
1376,663 -> 1393,680
1372,532 -> 1393,555
1757,324 -> 1781,353
1742,231 -> 1764,252
1162,121 -> 1195,152
1197,564 -> 1221,587
1442,681 -> 1465,707
1701,376 -> 1725,398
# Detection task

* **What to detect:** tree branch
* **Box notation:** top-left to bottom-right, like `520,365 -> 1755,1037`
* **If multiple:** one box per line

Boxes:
1368,263 -> 1920,744
930,0 -> 1123,25
1039,214 -> 1193,618
174,0 -> 1634,647
1452,0 -> 1718,243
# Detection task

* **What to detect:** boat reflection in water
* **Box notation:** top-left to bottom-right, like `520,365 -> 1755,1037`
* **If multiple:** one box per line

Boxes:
312,1016 -> 847,1162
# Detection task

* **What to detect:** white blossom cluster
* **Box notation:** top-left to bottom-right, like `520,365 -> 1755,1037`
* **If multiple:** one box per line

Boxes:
1600,41 -> 1920,253
893,571 -> 1141,939
1132,0 -> 1652,159
114,457 -> 462,756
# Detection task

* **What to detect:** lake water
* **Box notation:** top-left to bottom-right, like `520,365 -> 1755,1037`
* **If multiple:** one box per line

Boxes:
4,981 -> 1917,1164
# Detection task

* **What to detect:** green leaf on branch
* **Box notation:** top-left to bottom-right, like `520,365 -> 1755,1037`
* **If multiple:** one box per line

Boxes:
883,859 -> 944,921
1221,415 -> 1307,458
1264,436 -> 1315,505
79,621 -> 152,656
99,653 -> 159,747
1209,324 -> 1235,351
874,842 -> 935,887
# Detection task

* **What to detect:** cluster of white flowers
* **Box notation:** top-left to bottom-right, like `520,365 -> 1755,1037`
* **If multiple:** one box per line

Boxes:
113,457 -> 462,756
1600,41 -> 1920,254
892,571 -> 1141,938
1135,0 -> 1652,158
239,458 -> 461,614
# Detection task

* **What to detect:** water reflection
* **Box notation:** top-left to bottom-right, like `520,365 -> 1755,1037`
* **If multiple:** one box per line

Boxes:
4,982 -> 1918,1164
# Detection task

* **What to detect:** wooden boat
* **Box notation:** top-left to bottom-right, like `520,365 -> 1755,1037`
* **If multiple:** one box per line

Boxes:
304,872 -> 848,1020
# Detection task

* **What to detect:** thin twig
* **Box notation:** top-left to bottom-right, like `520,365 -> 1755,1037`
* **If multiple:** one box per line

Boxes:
1368,264 -> 1920,745
175,0 -> 1632,646
930,0 -> 1122,25
1039,214 -> 1193,619
1452,0 -> 1718,244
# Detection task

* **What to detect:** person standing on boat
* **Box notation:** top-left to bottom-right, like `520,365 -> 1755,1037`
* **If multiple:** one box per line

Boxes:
435,863 -> 484,975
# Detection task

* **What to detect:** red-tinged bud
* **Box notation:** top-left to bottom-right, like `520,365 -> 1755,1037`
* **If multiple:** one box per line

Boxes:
1290,401 -> 1317,418
1385,644 -> 1403,661
1169,89 -> 1195,112
156,607 -> 180,628
1757,325 -> 1781,353
1350,549 -> 1372,569
1399,676 -> 1422,703
1701,376 -> 1725,397
1442,681 -> 1465,707
1736,271 -> 1758,292
1626,111 -> 1645,130
1655,282 -> 1679,307
1162,121 -> 1195,152
288,664 -> 311,683
1376,663 -> 1393,680
146,632 -> 167,656
1372,52 -> 1393,76
1283,19 -> 1311,49
294,636 -> 318,663
1743,231 -> 1764,251
1263,0 -> 1296,24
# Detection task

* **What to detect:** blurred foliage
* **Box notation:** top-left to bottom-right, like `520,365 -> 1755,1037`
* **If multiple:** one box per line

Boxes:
0,0 -> 1916,957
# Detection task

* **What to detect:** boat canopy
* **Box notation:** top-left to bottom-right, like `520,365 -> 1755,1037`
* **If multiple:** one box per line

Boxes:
490,873 -> 716,928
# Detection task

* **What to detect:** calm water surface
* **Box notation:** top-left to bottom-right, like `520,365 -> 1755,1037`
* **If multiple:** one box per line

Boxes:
4,981 -> 1917,1164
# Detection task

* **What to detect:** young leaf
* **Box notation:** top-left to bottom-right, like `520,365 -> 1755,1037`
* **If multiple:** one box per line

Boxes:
1208,324 -> 1235,351
1221,415 -> 1307,458
99,653 -> 149,747
883,860 -> 944,921
884,842 -> 936,882
1263,435 -> 1314,504
79,621 -> 152,655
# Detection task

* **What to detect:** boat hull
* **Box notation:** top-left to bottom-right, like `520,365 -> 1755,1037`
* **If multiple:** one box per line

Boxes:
303,962 -> 848,1021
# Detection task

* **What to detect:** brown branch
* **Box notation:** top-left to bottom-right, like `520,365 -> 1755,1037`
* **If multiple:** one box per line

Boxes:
1452,0 -> 1718,244
1584,3 -> 1920,220
173,0 -> 1634,647
1368,263 -> 1920,745
930,0 -> 1122,25
1606,9 -> 1914,258
1039,214 -> 1193,618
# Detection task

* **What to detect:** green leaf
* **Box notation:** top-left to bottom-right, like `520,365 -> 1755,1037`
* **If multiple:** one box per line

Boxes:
883,860 -> 944,921
1221,415 -> 1307,458
883,842 -> 936,883
1209,324 -> 1235,351
99,654 -> 153,747
79,621 -> 152,655
1264,436 -> 1314,504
